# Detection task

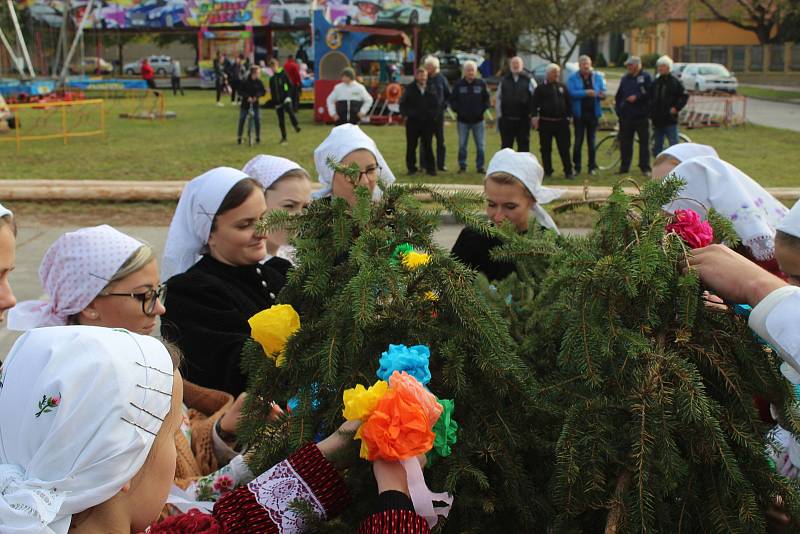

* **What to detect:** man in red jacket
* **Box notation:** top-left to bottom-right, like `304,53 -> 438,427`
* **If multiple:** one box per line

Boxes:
141,58 -> 157,93
283,54 -> 302,112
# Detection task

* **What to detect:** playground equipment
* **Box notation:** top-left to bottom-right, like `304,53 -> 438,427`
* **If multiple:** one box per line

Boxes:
0,97 -> 105,151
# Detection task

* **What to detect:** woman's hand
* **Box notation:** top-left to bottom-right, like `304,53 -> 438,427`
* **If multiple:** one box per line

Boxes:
219,393 -> 247,434
316,420 -> 361,469
373,455 -> 426,496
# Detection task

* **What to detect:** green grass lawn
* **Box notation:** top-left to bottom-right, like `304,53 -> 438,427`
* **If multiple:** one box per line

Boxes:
738,85 -> 800,104
3,91 -> 799,188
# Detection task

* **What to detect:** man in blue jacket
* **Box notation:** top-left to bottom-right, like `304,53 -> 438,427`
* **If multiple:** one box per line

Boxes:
567,55 -> 606,176
614,55 -> 653,175
450,60 -> 490,173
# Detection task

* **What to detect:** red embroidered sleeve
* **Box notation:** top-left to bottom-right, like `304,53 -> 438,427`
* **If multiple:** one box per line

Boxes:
357,509 -> 431,534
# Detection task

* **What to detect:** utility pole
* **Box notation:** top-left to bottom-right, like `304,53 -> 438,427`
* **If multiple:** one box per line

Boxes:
686,0 -> 692,62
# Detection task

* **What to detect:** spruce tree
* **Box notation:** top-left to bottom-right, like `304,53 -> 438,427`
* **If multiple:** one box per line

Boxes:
237,164 -> 551,531
486,177 -> 800,532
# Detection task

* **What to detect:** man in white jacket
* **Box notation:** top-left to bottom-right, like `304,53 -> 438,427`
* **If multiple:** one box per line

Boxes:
326,67 -> 373,125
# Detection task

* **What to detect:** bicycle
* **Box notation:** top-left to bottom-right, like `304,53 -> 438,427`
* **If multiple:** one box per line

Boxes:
595,115 -> 692,171
244,101 -> 256,147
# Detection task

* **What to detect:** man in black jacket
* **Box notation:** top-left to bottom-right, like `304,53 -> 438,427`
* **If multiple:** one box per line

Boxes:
651,55 -> 689,157
400,67 -> 439,176
419,55 -> 451,172
531,64 -> 574,178
450,60 -> 490,173
227,55 -> 244,103
615,55 -> 653,175
495,56 -> 536,152
268,58 -> 301,144
237,65 -> 266,144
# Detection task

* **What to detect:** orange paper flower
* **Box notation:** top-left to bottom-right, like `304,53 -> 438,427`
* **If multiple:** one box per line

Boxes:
360,387 -> 435,461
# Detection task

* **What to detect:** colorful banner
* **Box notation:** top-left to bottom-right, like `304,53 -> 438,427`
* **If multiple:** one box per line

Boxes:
23,0 -> 431,27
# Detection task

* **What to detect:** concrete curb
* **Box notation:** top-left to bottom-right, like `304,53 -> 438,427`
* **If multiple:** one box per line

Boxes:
1,180 -> 798,203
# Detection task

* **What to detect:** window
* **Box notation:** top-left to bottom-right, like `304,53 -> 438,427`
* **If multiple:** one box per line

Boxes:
697,65 -> 730,77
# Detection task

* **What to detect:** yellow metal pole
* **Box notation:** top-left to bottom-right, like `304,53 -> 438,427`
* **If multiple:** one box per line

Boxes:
61,105 -> 68,145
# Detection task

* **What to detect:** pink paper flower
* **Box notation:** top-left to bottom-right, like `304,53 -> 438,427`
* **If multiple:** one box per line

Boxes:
666,209 -> 714,249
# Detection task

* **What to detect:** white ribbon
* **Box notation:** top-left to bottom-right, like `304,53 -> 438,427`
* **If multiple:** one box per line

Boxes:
400,458 -> 453,529
0,464 -> 65,530
165,484 -> 215,514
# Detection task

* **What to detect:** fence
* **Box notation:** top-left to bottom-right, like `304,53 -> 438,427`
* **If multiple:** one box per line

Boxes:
679,94 -> 747,128
0,98 -> 105,152
674,43 -> 800,74
65,88 -> 167,120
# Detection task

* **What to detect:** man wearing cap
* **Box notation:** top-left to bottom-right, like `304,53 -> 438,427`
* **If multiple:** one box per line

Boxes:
326,67 -> 374,125
650,55 -> 688,158
615,55 -> 653,176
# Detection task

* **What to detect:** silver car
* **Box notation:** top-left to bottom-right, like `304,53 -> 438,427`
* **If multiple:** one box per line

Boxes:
680,63 -> 738,93
123,55 -> 173,76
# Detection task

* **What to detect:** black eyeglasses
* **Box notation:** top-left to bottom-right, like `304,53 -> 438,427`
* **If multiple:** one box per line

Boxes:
99,284 -> 166,316
355,165 -> 382,183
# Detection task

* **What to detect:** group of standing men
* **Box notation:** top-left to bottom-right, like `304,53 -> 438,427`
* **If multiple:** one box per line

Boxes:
401,52 -> 689,180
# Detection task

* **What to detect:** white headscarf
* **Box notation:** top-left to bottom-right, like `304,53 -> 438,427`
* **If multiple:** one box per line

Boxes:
0,203 -> 12,219
7,225 -> 144,331
657,142 -> 719,163
312,124 -> 395,201
0,326 -> 174,534
778,199 -> 800,239
485,148 -> 565,234
162,167 -> 252,281
666,156 -> 788,260
242,155 -> 306,190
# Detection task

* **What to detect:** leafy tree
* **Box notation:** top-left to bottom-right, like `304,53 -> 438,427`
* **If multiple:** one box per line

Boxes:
485,177 -> 800,532
238,169 -> 555,532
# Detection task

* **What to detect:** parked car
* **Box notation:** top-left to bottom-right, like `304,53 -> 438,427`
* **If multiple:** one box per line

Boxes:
672,62 -> 687,79
376,4 -> 430,25
680,63 -> 738,93
69,56 -> 113,75
531,61 -> 578,85
267,0 -> 310,26
126,0 -> 185,28
123,55 -> 173,75
438,53 -> 463,83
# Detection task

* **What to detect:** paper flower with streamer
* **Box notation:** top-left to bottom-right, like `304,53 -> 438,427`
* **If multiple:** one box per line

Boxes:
248,304 -> 300,367
666,208 -> 714,249
377,344 -> 431,385
427,399 -> 458,464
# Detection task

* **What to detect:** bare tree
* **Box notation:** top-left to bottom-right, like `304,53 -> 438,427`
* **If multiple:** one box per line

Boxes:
697,0 -> 796,44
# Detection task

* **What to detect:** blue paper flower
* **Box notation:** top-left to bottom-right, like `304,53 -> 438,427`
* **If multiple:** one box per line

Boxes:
376,344 -> 431,385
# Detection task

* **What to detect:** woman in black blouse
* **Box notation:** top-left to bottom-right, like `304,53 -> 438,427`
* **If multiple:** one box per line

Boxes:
161,167 -> 284,395
451,148 -> 565,281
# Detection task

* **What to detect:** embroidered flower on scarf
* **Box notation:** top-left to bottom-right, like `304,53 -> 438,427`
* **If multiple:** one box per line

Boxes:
35,393 -> 61,418
213,474 -> 235,494
248,304 -> 301,367
666,209 -> 714,249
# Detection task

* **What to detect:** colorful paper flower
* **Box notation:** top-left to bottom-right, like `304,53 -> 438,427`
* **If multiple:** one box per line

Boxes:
389,371 -> 442,427
390,243 -> 415,264
402,251 -> 431,270
248,304 -> 301,367
427,399 -> 458,464
666,209 -> 714,249
343,380 -> 389,421
423,291 -> 439,302
376,344 -> 432,385
360,386 -> 436,461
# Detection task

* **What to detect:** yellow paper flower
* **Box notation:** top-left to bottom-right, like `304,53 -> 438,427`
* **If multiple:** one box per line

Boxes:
342,380 -> 389,421
402,251 -> 431,270
248,304 -> 301,367
424,290 -> 439,302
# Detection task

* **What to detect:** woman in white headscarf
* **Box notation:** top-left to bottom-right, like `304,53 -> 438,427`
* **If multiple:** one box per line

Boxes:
667,155 -> 788,276
161,167 -> 285,396
6,224 -> 256,513
651,142 -> 719,180
312,123 -> 396,206
0,326 -> 434,533
242,154 -> 312,276
451,148 -> 565,281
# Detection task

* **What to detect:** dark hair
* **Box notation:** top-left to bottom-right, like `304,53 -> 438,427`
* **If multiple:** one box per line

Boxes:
341,67 -> 355,80
211,178 -> 262,232
288,54 -> 294,60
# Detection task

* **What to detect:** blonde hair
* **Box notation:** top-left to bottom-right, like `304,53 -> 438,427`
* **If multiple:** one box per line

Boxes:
266,168 -> 311,192
653,154 -> 681,167
101,244 -> 155,293
485,172 -> 535,202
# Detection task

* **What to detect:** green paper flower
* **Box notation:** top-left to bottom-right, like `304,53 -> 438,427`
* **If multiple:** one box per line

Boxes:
427,398 -> 457,464
390,243 -> 415,265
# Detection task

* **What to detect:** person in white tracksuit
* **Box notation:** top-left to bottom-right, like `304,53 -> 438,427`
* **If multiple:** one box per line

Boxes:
326,67 -> 373,125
